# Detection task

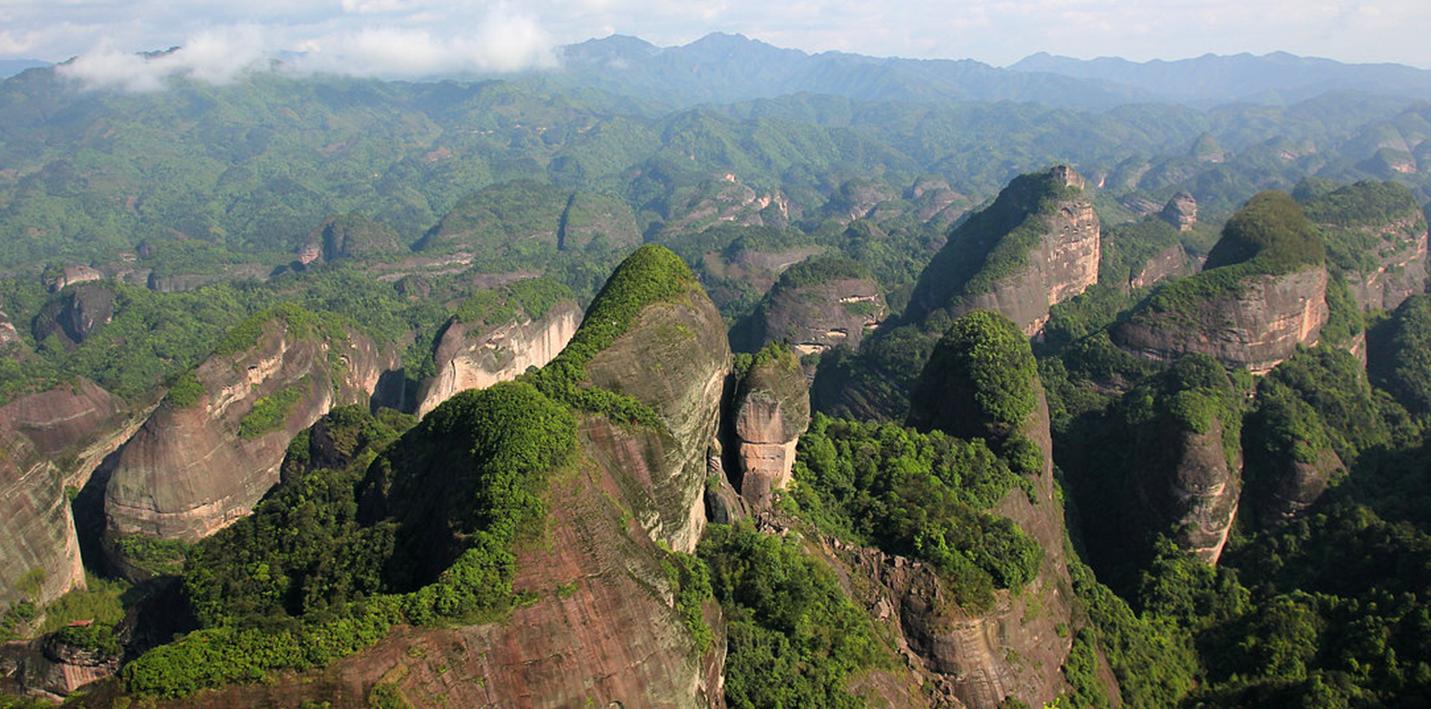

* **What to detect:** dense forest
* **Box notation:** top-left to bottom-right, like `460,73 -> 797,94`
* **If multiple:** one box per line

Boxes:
1,32 -> 1430,709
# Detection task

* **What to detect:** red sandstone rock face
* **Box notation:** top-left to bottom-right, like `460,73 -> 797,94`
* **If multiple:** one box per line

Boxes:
731,351 -> 809,510
0,433 -> 85,610
1137,418 -> 1243,565
414,301 -> 581,418
820,389 -> 1079,709
583,290 -> 731,554
1159,191 -> 1199,232
1340,216 -> 1428,313
0,378 -> 137,489
1115,267 -> 1330,374
103,318 -> 398,564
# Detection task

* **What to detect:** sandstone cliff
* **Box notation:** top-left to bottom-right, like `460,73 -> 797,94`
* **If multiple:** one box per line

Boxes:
0,378 -> 142,490
730,347 -> 809,510
0,433 -> 85,611
104,309 -> 398,565
908,165 -> 1100,336
740,256 -> 886,355
580,256 -> 731,554
1304,181 -> 1428,313
414,300 -> 580,418
1159,191 -> 1198,232
1137,417 -> 1242,564
32,283 -> 115,348
1114,191 -> 1329,373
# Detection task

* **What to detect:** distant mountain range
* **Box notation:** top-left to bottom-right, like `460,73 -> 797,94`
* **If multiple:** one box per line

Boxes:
1010,51 -> 1431,105
555,33 -> 1431,110
0,58 -> 48,78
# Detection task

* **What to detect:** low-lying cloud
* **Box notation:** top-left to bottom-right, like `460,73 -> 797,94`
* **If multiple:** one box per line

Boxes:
56,6 -> 556,92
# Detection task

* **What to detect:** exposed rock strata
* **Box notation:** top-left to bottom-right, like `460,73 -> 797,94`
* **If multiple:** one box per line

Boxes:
1159,191 -> 1198,231
0,434 -> 85,610
1114,267 -> 1329,374
104,316 -> 398,557
414,301 -> 581,418
730,350 -> 809,510
1137,418 -> 1242,564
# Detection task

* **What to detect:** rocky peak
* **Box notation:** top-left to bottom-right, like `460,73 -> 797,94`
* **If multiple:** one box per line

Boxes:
908,165 -> 1100,336
44,265 -> 102,293
1114,191 -> 1329,373
729,346 -> 810,510
33,283 -> 116,347
1159,191 -> 1198,231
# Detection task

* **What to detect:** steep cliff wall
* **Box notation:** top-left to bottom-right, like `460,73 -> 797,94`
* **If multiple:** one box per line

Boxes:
415,301 -> 580,417
730,347 -> 809,510
0,378 -> 144,490
1137,418 -> 1242,564
909,165 -> 1100,336
1304,180 -> 1428,313
744,256 -> 886,356
1114,191 -> 1330,373
104,311 -> 396,559
0,434 -> 85,611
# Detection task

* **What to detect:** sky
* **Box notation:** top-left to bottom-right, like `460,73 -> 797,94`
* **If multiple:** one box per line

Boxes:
2,0 -> 1428,88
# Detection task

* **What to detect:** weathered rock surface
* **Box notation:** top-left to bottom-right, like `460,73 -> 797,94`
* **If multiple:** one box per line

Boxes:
104,315 -> 398,558
32,283 -> 116,348
1159,191 -> 1198,231
0,310 -> 20,348
1136,417 -> 1242,564
1335,216 -> 1427,312
44,265 -> 102,293
731,349 -> 809,510
414,300 -> 581,417
1114,267 -> 1329,374
0,433 -> 85,610
583,287 -> 731,554
909,165 -> 1101,336
0,378 -> 140,489
1129,242 -> 1192,290
744,266 -> 886,355
826,387 -> 1075,708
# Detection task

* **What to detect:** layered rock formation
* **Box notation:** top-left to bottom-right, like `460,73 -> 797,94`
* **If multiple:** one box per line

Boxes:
1304,181 -> 1428,313
730,347 -> 809,510
32,283 -> 115,347
1159,191 -> 1198,231
1137,414 -> 1242,564
1129,242 -> 1192,290
414,299 -> 580,417
908,165 -> 1100,336
0,434 -> 84,611
581,251 -> 731,554
0,378 -> 139,489
740,255 -> 886,355
104,310 -> 398,561
1114,191 -> 1329,373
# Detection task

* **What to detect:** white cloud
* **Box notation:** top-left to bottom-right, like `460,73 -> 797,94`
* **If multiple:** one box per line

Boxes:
57,26 -> 269,92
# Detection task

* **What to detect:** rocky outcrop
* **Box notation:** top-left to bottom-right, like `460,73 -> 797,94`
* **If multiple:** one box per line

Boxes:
731,348 -> 809,510
104,312 -> 397,559
1159,191 -> 1198,231
909,165 -> 1100,336
0,434 -> 85,611
741,257 -> 886,355
1129,242 -> 1192,290
414,300 -> 580,418
1116,267 -> 1329,374
44,265 -> 102,293
582,278 -> 731,554
0,378 -> 140,489
300,214 -> 402,263
1115,191 -> 1330,374
0,310 -> 20,348
1137,417 -> 1242,564
32,283 -> 115,347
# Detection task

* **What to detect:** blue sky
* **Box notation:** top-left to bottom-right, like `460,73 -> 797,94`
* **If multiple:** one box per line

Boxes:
4,0 -> 1428,78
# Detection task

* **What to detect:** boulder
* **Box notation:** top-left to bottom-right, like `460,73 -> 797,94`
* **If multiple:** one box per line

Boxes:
731,348 -> 810,510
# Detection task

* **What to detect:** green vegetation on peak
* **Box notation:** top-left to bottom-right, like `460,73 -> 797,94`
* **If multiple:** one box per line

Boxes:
910,310 -> 1040,444
789,414 -> 1040,610
526,244 -> 701,425
1301,180 -> 1421,229
768,255 -> 872,294
1135,192 -> 1324,323
1202,191 -> 1325,272
699,522 -> 886,708
125,382 -> 576,698
452,277 -> 573,327
911,166 -> 1085,312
